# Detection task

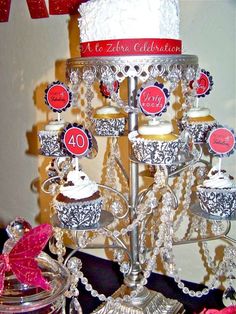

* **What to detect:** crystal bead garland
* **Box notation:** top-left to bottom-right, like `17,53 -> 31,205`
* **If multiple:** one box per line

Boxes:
63,166 -> 173,306
164,232 -> 236,298
103,138 -> 119,224
53,227 -> 66,264
69,69 -> 81,108
66,257 -> 83,314
82,67 -> 96,128
173,165 -> 196,241
223,246 -> 236,306
72,185 -> 177,306
199,219 -> 218,273
179,73 -> 196,124
103,137 -> 129,223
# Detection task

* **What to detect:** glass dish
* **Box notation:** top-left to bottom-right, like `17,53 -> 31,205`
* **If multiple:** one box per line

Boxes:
0,252 -> 70,313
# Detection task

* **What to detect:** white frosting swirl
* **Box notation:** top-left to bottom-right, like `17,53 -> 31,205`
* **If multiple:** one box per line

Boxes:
203,167 -> 235,189
78,0 -> 179,42
96,106 -> 121,115
187,107 -> 210,118
59,170 -> 98,200
138,120 -> 173,135
45,120 -> 65,131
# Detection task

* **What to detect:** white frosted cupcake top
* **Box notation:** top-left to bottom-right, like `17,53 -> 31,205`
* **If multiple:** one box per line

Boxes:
59,170 -> 98,200
45,120 -> 65,131
202,167 -> 235,189
187,107 -> 210,118
96,106 -> 121,115
138,120 -> 173,135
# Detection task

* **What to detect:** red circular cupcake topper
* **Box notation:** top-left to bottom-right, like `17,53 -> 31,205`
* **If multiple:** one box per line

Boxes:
207,127 -> 236,157
190,69 -> 213,98
63,126 -> 90,157
137,82 -> 170,116
100,80 -> 119,98
45,81 -> 72,112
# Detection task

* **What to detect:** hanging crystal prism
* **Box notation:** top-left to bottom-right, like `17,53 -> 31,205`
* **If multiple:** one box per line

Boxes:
223,285 -> 236,306
69,297 -> 83,314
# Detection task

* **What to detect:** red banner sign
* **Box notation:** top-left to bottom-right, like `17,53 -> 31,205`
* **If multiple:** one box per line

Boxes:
80,38 -> 182,57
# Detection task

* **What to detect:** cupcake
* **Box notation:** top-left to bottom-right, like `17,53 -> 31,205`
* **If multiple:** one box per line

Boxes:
128,120 -> 181,165
38,120 -> 67,157
53,169 -> 103,228
197,167 -> 236,217
92,105 -> 126,136
180,107 -> 217,143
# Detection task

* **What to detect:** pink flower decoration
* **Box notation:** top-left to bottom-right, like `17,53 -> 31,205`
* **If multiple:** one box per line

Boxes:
0,224 -> 53,294
199,306 -> 236,314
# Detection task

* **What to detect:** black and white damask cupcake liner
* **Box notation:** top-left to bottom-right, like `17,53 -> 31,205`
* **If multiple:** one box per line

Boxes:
92,118 -> 126,136
38,130 -> 67,157
54,197 -> 103,228
197,186 -> 236,217
179,120 -> 218,143
128,131 -> 181,165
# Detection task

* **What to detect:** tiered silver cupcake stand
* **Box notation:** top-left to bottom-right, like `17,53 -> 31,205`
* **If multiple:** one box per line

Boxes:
49,54 -> 236,313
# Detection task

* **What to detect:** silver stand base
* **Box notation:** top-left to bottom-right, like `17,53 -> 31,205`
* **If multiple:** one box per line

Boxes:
92,285 -> 185,314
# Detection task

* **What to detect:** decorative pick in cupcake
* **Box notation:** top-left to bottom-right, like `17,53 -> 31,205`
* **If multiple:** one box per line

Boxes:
207,125 -> 236,158
182,69 -> 217,143
190,69 -> 214,98
137,81 -> 170,117
207,125 -> 236,178
196,125 -> 236,217
38,81 -> 72,157
99,80 -> 119,99
44,81 -> 72,113
61,123 -> 98,159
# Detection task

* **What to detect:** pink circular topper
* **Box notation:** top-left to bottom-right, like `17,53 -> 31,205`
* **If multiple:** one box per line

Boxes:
208,127 -> 235,156
196,72 -> 210,96
46,82 -> 71,112
63,127 -> 90,157
139,86 -> 167,116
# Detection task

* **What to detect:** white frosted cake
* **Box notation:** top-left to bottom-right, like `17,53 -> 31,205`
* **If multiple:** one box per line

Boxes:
78,0 -> 181,57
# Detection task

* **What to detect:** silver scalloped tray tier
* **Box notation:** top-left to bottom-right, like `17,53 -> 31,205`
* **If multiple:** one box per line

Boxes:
67,54 -> 198,67
66,54 -> 198,81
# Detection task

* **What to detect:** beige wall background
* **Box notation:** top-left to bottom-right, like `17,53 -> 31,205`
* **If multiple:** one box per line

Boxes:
0,0 -> 235,283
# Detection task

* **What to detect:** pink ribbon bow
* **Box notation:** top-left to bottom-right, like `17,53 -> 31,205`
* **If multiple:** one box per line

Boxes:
0,223 -> 53,294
